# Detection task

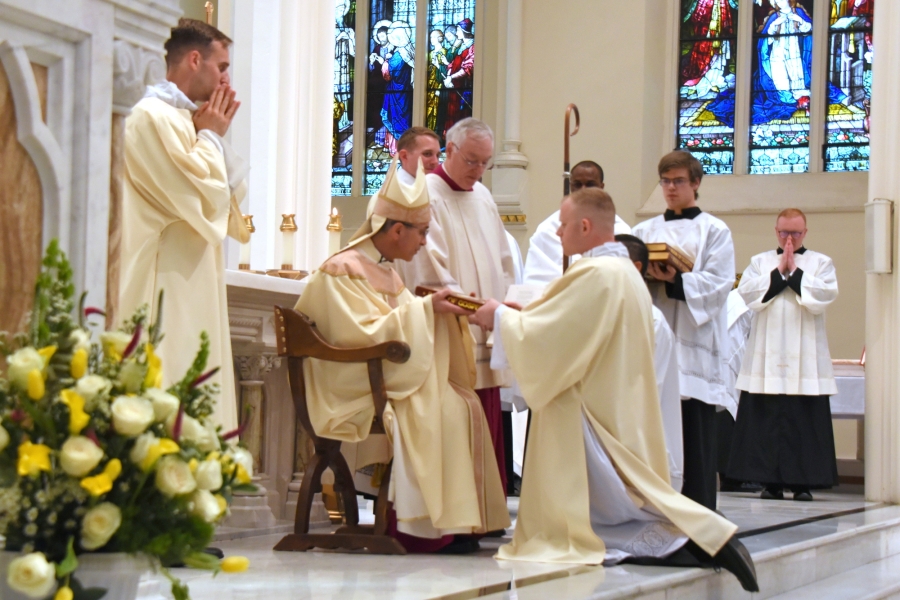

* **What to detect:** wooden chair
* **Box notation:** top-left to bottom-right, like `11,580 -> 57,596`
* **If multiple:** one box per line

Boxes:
272,305 -> 409,554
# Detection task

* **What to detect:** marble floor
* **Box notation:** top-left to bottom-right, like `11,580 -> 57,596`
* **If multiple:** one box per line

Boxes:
138,491 -> 897,600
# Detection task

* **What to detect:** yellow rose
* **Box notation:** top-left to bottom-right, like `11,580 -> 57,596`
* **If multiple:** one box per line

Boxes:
155,455 -> 196,497
80,502 -> 122,550
110,396 -> 154,437
190,489 -> 223,522
59,436 -> 104,477
59,389 -> 90,435
6,552 -> 56,598
220,556 -> 250,573
17,441 -> 52,477
27,370 -> 44,401
80,459 -> 122,497
70,348 -> 88,379
144,344 -> 163,389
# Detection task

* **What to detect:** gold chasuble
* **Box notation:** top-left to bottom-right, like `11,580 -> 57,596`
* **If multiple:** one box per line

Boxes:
296,162 -> 509,538
121,92 -> 248,432
496,256 -> 736,564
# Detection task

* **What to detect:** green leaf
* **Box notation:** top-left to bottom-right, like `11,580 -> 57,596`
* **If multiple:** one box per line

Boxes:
55,537 -> 79,578
183,551 -> 220,571
171,579 -> 191,600
69,576 -> 108,600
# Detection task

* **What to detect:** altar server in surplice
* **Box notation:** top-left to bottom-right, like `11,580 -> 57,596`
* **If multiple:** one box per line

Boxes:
470,189 -> 757,592
727,208 -> 839,501
395,118 -> 515,497
296,160 -> 509,553
615,234 -> 684,492
632,151 -> 736,510
120,19 -> 249,431
523,161 -> 632,286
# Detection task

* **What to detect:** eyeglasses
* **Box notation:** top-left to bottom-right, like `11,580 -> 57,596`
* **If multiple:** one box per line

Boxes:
402,222 -> 430,236
659,177 -> 691,188
450,143 -> 493,170
777,230 -> 804,239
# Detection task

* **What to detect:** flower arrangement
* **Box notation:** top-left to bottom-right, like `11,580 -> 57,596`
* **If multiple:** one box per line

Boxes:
0,242 -> 253,600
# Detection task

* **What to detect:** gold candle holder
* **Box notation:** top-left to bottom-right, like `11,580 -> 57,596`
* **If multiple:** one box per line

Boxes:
280,214 -> 298,270
327,207 -> 343,256
239,214 -> 255,270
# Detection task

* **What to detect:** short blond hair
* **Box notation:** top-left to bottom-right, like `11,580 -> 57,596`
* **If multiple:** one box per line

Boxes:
567,188 -> 616,231
777,208 -> 807,224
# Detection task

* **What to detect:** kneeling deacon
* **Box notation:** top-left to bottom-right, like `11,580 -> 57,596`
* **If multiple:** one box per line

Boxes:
470,189 -> 757,591
295,160 -> 510,553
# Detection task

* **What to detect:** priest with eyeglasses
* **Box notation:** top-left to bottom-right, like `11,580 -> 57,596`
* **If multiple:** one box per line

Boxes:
727,208 -> 839,502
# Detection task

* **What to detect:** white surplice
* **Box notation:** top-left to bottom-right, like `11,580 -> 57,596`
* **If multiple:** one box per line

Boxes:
632,212 -> 736,415
523,209 -> 633,286
736,249 -> 838,395
653,305 -> 683,492
725,290 -> 753,406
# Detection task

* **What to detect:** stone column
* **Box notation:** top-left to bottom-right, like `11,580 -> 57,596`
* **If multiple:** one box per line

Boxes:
865,0 -> 900,502
107,40 -> 166,327
222,354 -> 281,528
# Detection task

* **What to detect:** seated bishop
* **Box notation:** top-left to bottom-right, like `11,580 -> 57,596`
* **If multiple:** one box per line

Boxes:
470,188 -> 758,592
294,159 -> 510,553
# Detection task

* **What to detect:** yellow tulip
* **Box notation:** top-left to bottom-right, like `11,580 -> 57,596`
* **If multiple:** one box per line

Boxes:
70,348 -> 88,379
189,458 -> 199,473
27,370 -> 45,400
54,586 -> 74,600
220,556 -> 250,573
17,441 -> 52,477
235,464 -> 252,485
215,494 -> 227,514
59,389 -> 90,435
80,458 -> 122,497
143,344 -> 163,389
38,345 -> 57,363
139,438 -> 180,472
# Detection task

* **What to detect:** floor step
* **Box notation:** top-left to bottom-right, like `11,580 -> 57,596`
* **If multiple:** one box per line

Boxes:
767,553 -> 900,600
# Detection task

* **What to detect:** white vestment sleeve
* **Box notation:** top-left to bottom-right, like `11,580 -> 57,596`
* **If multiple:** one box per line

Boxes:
196,130 -> 250,192
653,310 -> 683,492
798,257 -> 839,315
523,218 -> 564,286
737,256 -> 774,312
681,224 -> 735,326
490,305 -> 511,371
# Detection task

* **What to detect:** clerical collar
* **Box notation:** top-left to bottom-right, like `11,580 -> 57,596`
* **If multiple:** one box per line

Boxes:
663,206 -> 702,221
143,80 -> 197,111
583,241 -> 630,259
432,164 -> 473,192
777,246 -> 807,255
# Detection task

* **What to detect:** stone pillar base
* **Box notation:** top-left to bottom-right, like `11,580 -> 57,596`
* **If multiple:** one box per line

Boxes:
222,479 -> 278,529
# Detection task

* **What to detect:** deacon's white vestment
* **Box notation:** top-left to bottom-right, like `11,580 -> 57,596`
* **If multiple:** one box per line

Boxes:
296,239 -> 510,538
725,290 -> 753,406
736,250 -> 838,395
395,169 -> 515,389
492,242 -> 736,565
523,209 -> 632,285
632,211 -> 736,415
653,305 -> 683,492
120,82 -> 248,431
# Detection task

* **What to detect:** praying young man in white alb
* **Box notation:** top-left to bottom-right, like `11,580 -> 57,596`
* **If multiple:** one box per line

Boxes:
727,209 -> 839,501
522,161 -> 632,286
632,150 -> 736,511
295,160 -> 509,554
615,234 -> 684,492
469,188 -> 757,592
395,118 -> 515,499
120,18 -> 249,432
395,126 -> 442,185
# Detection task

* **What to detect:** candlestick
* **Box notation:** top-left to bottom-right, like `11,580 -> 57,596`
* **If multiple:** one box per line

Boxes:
327,207 -> 343,256
205,1 -> 214,25
239,215 -> 255,270
280,214 -> 297,270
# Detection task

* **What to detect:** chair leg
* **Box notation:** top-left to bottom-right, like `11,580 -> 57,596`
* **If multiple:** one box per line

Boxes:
373,461 -> 393,536
329,446 -> 360,527
293,450 -> 329,534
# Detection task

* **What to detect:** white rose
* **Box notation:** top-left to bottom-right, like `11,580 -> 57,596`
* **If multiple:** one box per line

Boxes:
111,395 -> 154,437
0,424 -> 9,452
129,432 -> 157,465
198,419 -> 220,453
195,459 -> 223,491
155,456 -> 197,497
75,375 -> 113,410
190,489 -> 223,523
231,447 -> 254,479
6,552 -> 56,598
145,388 -> 180,423
7,347 -> 45,390
100,331 -> 132,359
168,413 -> 215,450
117,360 -> 146,394
68,328 -> 92,353
80,502 -> 122,550
59,436 -> 104,477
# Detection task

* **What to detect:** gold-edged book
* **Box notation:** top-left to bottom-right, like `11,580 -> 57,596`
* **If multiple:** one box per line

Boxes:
414,286 -> 485,312
646,243 -> 694,274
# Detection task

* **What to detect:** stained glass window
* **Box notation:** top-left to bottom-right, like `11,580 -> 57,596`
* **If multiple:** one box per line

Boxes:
332,0 -> 356,196
678,1 -> 740,175
426,0 -> 477,148
824,0 -> 873,172
748,0 -> 816,174
363,0 -> 417,196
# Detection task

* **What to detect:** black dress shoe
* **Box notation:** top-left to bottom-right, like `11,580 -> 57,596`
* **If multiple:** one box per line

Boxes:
760,487 -> 784,500
713,537 -> 759,592
483,529 -> 506,538
204,547 -> 225,559
438,538 -> 481,554
793,491 -> 813,502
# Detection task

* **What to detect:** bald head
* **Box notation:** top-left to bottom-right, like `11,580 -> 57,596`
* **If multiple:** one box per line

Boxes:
557,188 -> 617,256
